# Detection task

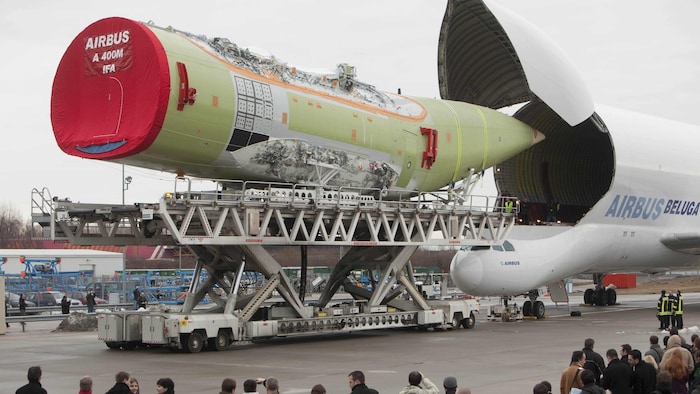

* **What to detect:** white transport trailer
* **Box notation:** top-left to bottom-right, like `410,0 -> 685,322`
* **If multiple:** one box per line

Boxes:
34,181 -> 515,352
98,298 -> 479,352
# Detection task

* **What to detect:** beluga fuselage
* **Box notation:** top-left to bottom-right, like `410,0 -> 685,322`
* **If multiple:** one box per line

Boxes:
441,0 -> 700,318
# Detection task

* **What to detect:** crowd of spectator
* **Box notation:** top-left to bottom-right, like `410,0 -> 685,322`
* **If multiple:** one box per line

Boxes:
14,368 -> 473,394
548,330 -> 700,394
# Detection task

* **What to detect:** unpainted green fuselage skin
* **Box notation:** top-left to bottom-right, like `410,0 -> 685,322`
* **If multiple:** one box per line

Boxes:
56,18 -> 539,193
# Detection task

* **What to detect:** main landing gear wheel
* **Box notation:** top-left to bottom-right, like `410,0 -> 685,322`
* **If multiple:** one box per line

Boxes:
534,301 -> 545,319
606,288 -> 617,305
594,289 -> 607,306
523,300 -> 533,316
585,287 -> 616,306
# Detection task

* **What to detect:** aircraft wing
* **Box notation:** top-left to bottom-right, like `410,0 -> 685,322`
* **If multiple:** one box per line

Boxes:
660,233 -> 700,255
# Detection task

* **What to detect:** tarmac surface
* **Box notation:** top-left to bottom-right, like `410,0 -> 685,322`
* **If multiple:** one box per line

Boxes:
1,292 -> 699,394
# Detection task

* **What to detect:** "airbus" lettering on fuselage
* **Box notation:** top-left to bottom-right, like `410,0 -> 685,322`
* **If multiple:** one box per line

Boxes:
605,195 -> 700,220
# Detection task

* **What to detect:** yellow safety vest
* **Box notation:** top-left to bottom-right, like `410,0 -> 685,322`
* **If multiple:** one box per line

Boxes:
675,295 -> 684,315
659,295 -> 671,316
505,201 -> 513,213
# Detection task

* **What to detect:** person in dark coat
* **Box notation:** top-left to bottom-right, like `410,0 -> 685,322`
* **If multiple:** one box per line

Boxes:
136,292 -> 147,310
86,291 -> 96,313
581,370 -> 605,394
16,366 -> 47,394
19,294 -> 27,315
106,371 -> 131,394
602,348 -> 634,394
630,349 -> 657,394
61,295 -> 70,314
583,338 -> 607,386
348,370 -> 379,394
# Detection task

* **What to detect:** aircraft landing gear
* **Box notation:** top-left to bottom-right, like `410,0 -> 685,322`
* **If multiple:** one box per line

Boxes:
487,296 -> 524,321
583,274 -> 617,306
522,290 -> 545,319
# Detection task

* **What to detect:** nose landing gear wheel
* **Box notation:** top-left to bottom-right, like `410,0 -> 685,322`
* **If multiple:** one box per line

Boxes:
534,301 -> 545,319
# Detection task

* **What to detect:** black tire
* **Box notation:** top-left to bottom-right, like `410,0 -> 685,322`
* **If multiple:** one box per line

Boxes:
105,341 -> 120,350
214,330 -> 230,351
461,312 -> 476,329
523,300 -> 533,316
534,301 -> 545,319
583,289 -> 594,305
184,332 -> 204,353
594,289 -> 606,306
606,288 -> 617,306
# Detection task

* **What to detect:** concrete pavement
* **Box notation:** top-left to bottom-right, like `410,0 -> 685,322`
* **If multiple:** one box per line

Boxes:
1,292 -> 698,393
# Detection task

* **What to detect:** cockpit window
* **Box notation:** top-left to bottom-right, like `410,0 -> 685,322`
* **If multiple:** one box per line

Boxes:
503,240 -> 515,251
461,245 -> 490,251
492,245 -> 504,251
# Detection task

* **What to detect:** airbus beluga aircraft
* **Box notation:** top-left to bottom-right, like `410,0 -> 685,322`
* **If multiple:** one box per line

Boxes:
443,0 -> 700,318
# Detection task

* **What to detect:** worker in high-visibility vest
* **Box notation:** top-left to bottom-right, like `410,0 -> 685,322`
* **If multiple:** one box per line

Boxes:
657,290 -> 671,330
672,289 -> 684,329
504,200 -> 514,214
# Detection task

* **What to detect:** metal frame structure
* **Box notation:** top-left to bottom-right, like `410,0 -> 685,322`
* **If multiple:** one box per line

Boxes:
35,180 -> 518,320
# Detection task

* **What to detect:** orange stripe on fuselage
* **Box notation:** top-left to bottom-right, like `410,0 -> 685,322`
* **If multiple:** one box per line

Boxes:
178,32 -> 428,122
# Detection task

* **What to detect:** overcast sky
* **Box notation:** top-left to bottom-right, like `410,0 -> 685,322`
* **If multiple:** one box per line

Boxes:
1,0 -> 698,219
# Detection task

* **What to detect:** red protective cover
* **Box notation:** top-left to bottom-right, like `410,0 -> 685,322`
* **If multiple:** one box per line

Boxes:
51,17 -> 170,159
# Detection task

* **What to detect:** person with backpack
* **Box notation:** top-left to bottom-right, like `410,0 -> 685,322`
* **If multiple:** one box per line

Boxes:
583,338 -> 606,386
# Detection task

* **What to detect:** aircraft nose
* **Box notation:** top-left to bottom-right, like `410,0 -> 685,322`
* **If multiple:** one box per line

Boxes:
449,249 -> 484,294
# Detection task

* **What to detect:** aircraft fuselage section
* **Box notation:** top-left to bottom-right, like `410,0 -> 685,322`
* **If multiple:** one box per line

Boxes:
51,17 -> 541,195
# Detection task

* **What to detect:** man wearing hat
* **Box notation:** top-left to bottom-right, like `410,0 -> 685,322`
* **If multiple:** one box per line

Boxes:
443,376 -> 457,394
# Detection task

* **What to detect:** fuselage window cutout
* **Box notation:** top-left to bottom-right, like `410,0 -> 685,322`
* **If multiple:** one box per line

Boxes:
492,245 -> 504,252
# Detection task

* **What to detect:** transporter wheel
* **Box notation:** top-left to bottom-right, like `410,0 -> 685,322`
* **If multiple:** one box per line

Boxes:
105,341 -> 120,350
523,300 -> 533,316
606,288 -> 617,306
583,289 -> 594,305
452,316 -> 462,329
461,312 -> 476,329
183,332 -> 204,353
214,330 -> 230,351
534,301 -> 546,319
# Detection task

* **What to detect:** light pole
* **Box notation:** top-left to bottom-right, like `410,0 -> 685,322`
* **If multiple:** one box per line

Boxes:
121,165 -> 132,302
122,165 -> 132,205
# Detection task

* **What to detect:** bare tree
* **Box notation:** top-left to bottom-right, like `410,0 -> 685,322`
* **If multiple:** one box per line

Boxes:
0,204 -> 35,248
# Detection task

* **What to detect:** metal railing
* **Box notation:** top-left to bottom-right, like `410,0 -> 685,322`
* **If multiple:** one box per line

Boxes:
6,303 -> 133,316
